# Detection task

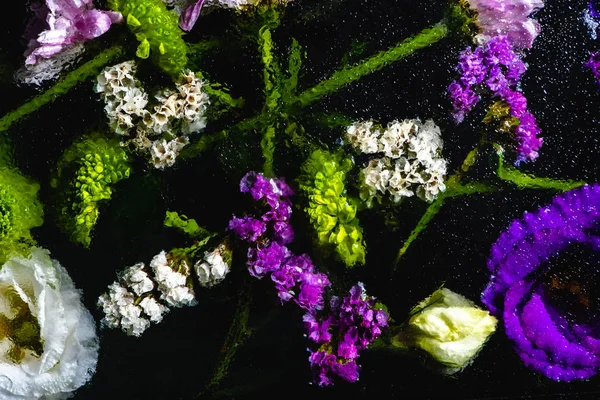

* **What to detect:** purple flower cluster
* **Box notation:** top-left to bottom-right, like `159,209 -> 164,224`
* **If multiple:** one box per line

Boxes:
449,36 -> 543,163
467,0 -> 544,50
585,1 -> 600,84
23,0 -> 122,65
229,172 -> 387,385
482,184 -> 600,381
304,283 -> 389,386
228,172 -> 330,311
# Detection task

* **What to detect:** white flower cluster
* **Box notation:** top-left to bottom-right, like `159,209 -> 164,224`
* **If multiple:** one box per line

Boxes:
194,245 -> 230,287
346,119 -> 448,205
150,251 -> 198,307
97,250 -> 199,337
95,60 -> 210,169
97,261 -> 170,337
15,43 -> 85,86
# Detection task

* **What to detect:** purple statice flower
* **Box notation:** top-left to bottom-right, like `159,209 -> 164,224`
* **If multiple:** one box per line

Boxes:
271,254 -> 331,310
228,216 -> 266,243
585,52 -> 600,84
466,0 -> 544,50
24,0 -> 122,66
304,283 -> 389,386
514,111 -> 543,163
482,184 -> 600,382
308,350 -> 360,386
247,241 -> 291,279
448,36 -> 542,163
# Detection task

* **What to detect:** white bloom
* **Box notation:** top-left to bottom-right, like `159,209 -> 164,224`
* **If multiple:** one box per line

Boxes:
149,137 -> 189,169
351,118 -> 447,205
121,263 -> 154,296
0,247 -> 98,399
392,288 -> 497,374
139,297 -> 169,323
194,247 -> 230,287
150,251 -> 197,308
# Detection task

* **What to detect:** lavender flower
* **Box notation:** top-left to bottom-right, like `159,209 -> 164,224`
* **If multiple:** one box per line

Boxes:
448,36 -> 542,163
482,184 -> 600,381
24,0 -> 122,66
304,283 -> 389,386
585,52 -> 600,84
180,0 -> 206,31
229,171 -> 329,311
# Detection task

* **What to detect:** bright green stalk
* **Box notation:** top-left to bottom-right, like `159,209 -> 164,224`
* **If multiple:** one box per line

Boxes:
496,149 -> 586,191
294,22 -> 448,108
258,11 -> 282,176
0,46 -> 124,134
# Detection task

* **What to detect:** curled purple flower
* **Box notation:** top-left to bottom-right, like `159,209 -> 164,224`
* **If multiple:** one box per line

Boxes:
272,221 -> 295,244
179,0 -> 205,32
482,184 -> 600,381
514,111 -> 543,163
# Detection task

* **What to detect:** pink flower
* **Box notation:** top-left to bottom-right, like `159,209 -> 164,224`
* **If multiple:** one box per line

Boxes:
24,0 -> 122,65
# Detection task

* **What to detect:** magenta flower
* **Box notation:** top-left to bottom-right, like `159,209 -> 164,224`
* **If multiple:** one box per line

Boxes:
24,0 -> 122,65
482,184 -> 600,381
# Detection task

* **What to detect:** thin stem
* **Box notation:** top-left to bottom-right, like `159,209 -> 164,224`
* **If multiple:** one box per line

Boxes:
200,284 -> 253,397
0,46 -> 124,134
294,22 -> 448,108
394,145 -> 482,268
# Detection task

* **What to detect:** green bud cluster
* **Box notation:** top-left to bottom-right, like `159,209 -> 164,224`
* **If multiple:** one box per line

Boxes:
108,0 -> 188,77
298,149 -> 366,268
0,167 -> 44,263
52,136 -> 131,247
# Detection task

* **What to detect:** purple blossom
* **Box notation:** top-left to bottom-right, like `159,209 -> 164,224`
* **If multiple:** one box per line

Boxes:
585,52 -> 600,84
466,0 -> 544,50
24,0 -> 122,65
304,283 -> 389,386
514,111 -> 543,163
590,0 -> 600,20
180,0 -> 205,32
247,241 -> 291,279
482,184 -> 600,381
228,216 -> 266,242
448,36 -> 543,163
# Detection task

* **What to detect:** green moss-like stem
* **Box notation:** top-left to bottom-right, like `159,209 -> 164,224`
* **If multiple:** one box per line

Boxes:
0,46 -> 124,134
294,22 -> 448,108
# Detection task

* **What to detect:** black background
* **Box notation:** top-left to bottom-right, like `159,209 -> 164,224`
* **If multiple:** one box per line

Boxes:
3,0 -> 600,399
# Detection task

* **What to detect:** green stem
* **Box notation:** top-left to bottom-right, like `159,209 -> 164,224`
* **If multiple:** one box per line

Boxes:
394,145 -> 483,267
258,18 -> 282,176
0,46 -> 124,134
200,285 -> 253,397
294,22 -> 448,108
496,147 -> 586,191
180,130 -> 228,159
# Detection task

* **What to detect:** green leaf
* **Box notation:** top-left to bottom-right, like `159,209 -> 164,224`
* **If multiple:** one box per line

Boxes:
164,211 -> 211,239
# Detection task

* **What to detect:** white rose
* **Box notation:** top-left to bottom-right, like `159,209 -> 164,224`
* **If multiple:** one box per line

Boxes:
393,288 -> 497,374
0,247 -> 99,399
